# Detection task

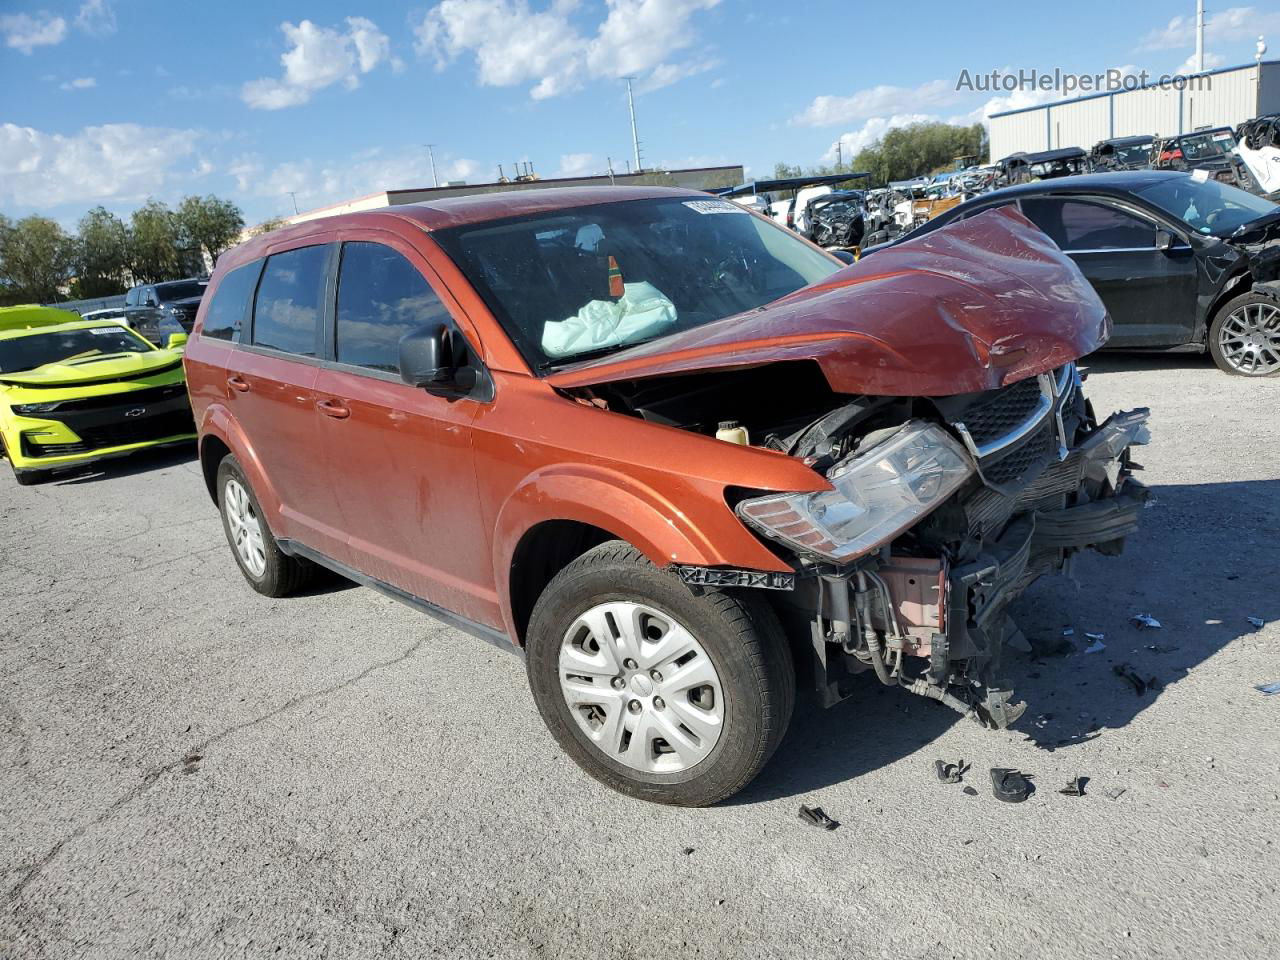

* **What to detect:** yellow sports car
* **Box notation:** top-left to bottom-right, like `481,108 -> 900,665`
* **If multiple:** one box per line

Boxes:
0,305 -> 194,485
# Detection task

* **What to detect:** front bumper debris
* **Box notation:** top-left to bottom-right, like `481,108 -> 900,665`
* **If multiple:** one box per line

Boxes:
805,407 -> 1151,727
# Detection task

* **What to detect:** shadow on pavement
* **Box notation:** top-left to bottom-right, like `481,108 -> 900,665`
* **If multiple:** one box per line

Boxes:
48,442 -> 198,485
1080,351 -> 1212,376
734,478 -> 1279,804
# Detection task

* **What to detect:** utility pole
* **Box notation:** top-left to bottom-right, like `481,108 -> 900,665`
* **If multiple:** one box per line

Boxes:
425,144 -> 440,187
288,191 -> 298,215
623,77 -> 642,174
835,139 -> 843,169
1195,0 -> 1205,72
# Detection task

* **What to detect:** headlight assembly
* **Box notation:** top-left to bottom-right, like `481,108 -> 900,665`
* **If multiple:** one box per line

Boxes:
737,421 -> 975,564
12,401 -> 62,415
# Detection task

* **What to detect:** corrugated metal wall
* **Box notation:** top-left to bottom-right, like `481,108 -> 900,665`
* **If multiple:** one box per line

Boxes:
1049,96 -> 1110,149
989,108 -> 1048,159
989,62 -> 1277,158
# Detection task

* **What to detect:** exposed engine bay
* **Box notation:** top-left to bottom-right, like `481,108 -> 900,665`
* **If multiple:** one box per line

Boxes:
563,358 -> 1150,730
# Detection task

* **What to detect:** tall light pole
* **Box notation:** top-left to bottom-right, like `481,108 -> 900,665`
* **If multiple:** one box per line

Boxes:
622,77 -> 642,174
425,144 -> 440,187
1195,0 -> 1205,72
288,191 -> 298,215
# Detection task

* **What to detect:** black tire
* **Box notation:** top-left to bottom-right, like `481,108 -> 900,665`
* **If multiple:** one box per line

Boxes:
215,454 -> 314,597
1208,292 -> 1280,377
525,540 -> 795,806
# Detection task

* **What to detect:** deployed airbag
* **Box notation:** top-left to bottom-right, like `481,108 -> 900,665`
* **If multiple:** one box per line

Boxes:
541,281 -> 677,358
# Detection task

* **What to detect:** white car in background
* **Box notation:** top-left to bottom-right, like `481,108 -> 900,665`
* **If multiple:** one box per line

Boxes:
731,194 -> 771,214
791,185 -> 834,236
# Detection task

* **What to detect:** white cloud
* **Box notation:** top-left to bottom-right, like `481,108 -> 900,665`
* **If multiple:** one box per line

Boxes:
556,152 -> 597,177
59,76 -> 96,90
819,113 -> 935,164
1176,50 -> 1227,74
0,12 -> 67,54
0,122 -> 201,208
242,17 -> 393,110
792,79 -> 962,127
231,147 -> 479,212
1140,6 -> 1280,50
75,0 -> 116,36
414,0 -> 721,100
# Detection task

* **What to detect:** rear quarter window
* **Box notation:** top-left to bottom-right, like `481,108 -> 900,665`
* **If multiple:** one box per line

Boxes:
201,262 -> 261,342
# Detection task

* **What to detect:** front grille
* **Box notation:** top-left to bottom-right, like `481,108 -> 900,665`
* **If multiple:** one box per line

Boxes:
957,376 -> 1044,446
22,411 -> 194,459
980,420 -> 1057,486
35,384 -> 187,415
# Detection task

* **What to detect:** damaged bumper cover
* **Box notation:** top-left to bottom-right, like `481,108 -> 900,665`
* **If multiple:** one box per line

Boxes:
805,406 -> 1151,727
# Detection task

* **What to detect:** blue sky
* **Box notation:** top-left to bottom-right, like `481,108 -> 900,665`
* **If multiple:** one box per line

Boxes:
1,0 -> 1278,227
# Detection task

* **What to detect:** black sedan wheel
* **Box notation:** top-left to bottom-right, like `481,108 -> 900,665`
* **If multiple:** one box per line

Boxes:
1209,293 -> 1280,377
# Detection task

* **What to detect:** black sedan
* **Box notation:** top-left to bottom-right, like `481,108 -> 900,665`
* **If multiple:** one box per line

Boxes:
883,171 -> 1280,376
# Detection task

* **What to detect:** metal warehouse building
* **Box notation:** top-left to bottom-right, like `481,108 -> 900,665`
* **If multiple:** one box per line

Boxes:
988,60 -> 1280,159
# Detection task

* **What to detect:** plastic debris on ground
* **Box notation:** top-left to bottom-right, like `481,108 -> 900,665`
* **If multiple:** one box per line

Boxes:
1256,682 -> 1280,696
1083,637 -> 1107,654
962,786 -> 979,796
934,759 -> 969,784
1247,617 -> 1265,629
798,804 -> 840,831
1114,663 -> 1148,695
1058,776 -> 1089,797
1106,787 -> 1127,801
1130,613 -> 1162,629
990,768 -> 1034,803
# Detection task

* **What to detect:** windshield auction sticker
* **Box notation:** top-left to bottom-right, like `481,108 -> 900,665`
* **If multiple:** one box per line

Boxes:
683,200 -> 748,215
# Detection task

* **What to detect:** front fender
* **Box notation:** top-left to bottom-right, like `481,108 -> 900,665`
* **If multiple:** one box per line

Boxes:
491,462 -> 793,643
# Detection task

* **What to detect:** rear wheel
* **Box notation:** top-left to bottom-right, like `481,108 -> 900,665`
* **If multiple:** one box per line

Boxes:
216,455 -> 313,596
525,541 -> 794,806
1209,293 -> 1280,376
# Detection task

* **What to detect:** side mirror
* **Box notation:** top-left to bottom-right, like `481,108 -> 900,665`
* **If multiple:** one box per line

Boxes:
399,324 -> 455,387
831,249 -> 856,265
1154,229 -> 1175,252
166,332 -> 188,350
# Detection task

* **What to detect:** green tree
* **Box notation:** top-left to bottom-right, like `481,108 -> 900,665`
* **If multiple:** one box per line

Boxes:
175,194 -> 245,267
75,206 -> 131,297
777,122 -> 990,189
128,200 -> 183,283
0,216 -> 76,302
249,216 -> 289,238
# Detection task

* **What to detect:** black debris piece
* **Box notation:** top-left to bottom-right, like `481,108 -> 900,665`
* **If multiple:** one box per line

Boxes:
962,786 -> 979,796
990,768 -> 1034,803
798,804 -> 840,831
681,847 -> 695,856
1113,663 -> 1147,695
934,758 -> 969,784
1059,776 -> 1089,797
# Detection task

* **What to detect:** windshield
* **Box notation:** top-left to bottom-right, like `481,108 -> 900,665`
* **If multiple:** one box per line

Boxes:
1135,176 -> 1277,236
1178,131 -> 1236,160
432,196 -> 840,370
156,280 -> 207,302
0,326 -> 153,373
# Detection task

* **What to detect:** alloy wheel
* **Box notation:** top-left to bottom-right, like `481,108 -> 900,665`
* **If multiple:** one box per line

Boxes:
1220,302 -> 1280,375
224,478 -> 267,577
557,601 -> 724,773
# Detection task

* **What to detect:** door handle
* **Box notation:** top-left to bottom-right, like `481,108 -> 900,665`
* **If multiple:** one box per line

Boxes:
316,398 -> 351,419
226,375 -> 250,393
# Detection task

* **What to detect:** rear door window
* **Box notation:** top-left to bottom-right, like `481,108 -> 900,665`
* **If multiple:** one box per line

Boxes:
335,242 -> 451,372
1021,199 -> 1155,251
252,245 -> 329,356
201,262 -> 260,342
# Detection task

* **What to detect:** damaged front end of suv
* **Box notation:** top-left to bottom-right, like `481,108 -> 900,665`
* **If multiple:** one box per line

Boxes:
551,207 -> 1150,730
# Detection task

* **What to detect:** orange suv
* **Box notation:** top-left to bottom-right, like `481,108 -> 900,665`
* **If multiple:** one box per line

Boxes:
185,187 -> 1149,806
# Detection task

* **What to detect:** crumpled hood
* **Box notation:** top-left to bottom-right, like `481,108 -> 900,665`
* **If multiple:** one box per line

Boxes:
0,348 -> 183,387
547,206 -> 1110,397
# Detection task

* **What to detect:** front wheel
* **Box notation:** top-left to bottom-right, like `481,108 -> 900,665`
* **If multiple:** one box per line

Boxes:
1208,293 -> 1280,376
525,541 -> 794,806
